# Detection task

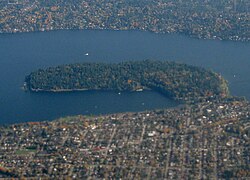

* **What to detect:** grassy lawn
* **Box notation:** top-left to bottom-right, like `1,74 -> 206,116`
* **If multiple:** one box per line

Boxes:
15,149 -> 36,155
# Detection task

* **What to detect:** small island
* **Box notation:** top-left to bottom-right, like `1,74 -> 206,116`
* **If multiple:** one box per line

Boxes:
24,60 -> 229,102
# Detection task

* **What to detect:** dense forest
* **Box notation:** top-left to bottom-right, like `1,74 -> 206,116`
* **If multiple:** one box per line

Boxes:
25,60 -> 229,102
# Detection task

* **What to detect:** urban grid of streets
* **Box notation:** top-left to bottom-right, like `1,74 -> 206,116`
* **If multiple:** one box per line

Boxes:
0,98 -> 249,178
0,0 -> 249,41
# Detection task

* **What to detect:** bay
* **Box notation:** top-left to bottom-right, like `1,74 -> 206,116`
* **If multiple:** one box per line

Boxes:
0,30 -> 249,124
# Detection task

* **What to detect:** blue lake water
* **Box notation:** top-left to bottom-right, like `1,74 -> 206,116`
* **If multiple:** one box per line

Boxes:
0,30 -> 249,124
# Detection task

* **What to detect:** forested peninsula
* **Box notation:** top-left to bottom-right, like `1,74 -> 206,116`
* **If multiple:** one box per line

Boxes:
25,60 -> 229,102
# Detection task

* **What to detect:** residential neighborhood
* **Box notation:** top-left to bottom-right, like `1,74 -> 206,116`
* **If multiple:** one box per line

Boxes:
0,0 -> 249,41
0,97 -> 249,178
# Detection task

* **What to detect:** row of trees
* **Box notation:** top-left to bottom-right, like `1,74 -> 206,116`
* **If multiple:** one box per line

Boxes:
25,60 -> 229,101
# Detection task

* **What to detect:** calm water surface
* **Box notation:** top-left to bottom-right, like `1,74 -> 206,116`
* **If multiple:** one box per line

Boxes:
0,30 -> 249,124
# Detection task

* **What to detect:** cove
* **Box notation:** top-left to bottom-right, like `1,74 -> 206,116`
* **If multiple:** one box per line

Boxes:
0,30 -> 249,124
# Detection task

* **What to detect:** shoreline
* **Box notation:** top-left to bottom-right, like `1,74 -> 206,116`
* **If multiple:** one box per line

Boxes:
28,88 -> 152,94
30,88 -> 90,93
1,28 -> 249,43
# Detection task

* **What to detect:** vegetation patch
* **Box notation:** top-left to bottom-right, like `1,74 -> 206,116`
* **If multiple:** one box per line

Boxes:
25,60 -> 229,102
15,149 -> 36,155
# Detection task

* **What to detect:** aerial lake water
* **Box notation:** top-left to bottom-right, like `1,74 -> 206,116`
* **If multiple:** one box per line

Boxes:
0,30 -> 249,124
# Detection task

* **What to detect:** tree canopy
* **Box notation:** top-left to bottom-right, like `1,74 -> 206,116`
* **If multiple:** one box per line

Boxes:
25,60 -> 229,102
